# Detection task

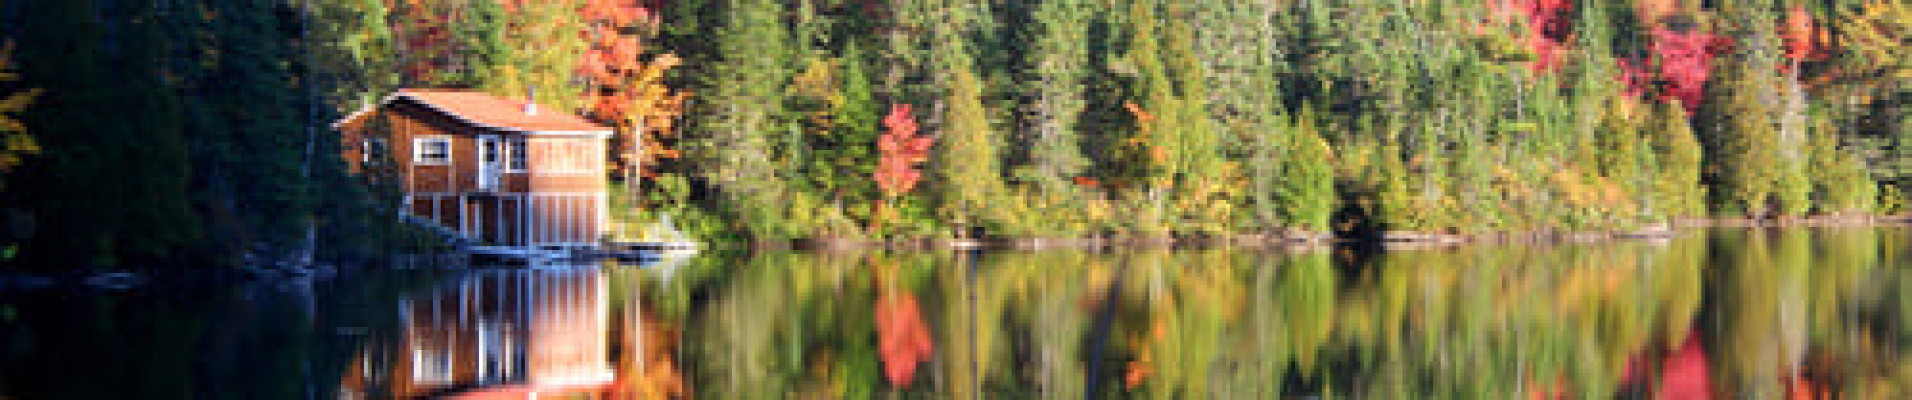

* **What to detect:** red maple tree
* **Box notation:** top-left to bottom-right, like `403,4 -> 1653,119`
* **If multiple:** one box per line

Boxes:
1649,24 -> 1731,114
875,104 -> 933,198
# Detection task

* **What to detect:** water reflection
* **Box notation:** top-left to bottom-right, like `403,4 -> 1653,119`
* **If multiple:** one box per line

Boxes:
316,228 -> 1912,399
340,269 -> 629,398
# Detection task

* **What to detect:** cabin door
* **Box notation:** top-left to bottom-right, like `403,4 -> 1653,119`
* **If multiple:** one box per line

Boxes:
478,135 -> 503,191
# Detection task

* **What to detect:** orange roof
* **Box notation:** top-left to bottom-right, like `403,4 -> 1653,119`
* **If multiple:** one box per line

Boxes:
333,89 -> 612,133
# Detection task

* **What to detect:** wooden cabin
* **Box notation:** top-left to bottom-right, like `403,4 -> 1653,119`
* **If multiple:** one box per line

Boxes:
334,89 -> 611,248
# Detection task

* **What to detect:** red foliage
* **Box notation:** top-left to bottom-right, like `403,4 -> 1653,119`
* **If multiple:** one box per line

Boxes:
875,292 -> 933,388
1648,25 -> 1731,114
1491,0 -> 1575,72
875,104 -> 933,198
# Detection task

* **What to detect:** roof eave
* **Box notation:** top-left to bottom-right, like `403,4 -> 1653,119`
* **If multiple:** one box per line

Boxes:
327,91 -> 615,134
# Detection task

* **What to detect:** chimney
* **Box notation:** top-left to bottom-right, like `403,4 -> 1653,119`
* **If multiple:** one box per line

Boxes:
525,86 -> 539,115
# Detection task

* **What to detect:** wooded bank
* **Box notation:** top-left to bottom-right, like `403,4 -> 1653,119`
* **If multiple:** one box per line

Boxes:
0,0 -> 1908,268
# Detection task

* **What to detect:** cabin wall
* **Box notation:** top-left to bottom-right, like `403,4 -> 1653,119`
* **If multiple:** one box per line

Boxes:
388,100 -> 478,194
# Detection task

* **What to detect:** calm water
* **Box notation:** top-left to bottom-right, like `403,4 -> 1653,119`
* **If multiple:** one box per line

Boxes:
2,228 -> 1908,399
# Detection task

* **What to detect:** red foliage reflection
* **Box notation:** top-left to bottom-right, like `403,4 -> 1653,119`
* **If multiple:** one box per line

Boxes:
876,291 -> 933,388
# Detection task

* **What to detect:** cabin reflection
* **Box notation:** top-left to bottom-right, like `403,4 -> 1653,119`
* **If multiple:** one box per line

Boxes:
341,270 -> 613,399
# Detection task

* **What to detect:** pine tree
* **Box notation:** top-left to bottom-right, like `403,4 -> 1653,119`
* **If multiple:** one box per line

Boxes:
689,0 -> 802,239
1701,56 -> 1784,216
1118,0 -> 1225,233
450,0 -> 510,87
828,45 -> 881,204
933,65 -> 1010,237
304,0 -> 399,112
1195,0 -> 1292,232
1274,110 -> 1338,232
204,0 -> 314,251
11,0 -> 199,266
1021,0 -> 1091,192
490,0 -> 590,111
1807,114 -> 1878,214
1650,101 -> 1707,219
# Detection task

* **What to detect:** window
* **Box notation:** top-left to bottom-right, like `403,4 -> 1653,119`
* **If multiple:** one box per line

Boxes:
415,137 -> 451,165
507,139 -> 528,172
363,138 -> 389,165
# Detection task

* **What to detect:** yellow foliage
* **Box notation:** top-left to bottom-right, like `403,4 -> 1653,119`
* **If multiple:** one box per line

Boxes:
0,41 -> 41,175
1838,1 -> 1912,81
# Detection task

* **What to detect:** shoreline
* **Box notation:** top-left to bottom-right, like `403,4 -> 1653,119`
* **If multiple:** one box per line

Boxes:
768,213 -> 1912,252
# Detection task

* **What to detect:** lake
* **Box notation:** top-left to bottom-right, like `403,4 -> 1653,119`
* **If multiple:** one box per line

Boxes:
2,227 -> 1907,399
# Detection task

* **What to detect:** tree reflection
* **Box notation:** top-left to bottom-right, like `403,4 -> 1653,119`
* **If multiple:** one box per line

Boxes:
327,228 -> 1912,399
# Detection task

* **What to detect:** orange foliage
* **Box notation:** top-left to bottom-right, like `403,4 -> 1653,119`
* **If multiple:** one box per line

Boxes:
1123,101 -> 1155,124
568,0 -> 687,178
1124,357 -> 1153,389
1781,7 -> 1829,65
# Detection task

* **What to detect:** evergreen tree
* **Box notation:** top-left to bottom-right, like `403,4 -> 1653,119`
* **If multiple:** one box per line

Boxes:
199,0 -> 314,252
1195,0 -> 1299,232
689,0 -> 803,239
449,0 -> 510,87
1273,110 -> 1338,232
10,0 -> 199,266
932,65 -> 1010,237
827,45 -> 881,206
1118,0 -> 1225,233
1649,101 -> 1708,219
1020,0 -> 1091,192
304,0 -> 399,112
1807,113 -> 1879,214
489,0 -> 590,111
1700,56 -> 1784,216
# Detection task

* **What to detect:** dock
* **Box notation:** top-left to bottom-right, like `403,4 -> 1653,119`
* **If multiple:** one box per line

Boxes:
467,241 -> 699,266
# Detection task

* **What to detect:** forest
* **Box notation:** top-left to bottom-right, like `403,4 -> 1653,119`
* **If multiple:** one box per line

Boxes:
0,0 -> 1908,268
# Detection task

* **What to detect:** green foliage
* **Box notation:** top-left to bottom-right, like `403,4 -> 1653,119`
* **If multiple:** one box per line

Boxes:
7,0 -> 200,266
1808,118 -> 1879,213
1020,0 -> 1092,192
932,67 -> 1012,236
7,0 -> 1912,258
1271,110 -> 1338,231
1649,101 -> 1709,218
1700,56 -> 1785,216
448,0 -> 510,87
